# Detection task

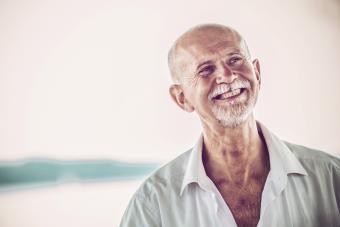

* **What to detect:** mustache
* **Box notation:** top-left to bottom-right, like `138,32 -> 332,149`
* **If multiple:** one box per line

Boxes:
208,79 -> 251,100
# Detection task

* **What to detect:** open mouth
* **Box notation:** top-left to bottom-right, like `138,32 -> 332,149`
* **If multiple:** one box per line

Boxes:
213,88 -> 246,101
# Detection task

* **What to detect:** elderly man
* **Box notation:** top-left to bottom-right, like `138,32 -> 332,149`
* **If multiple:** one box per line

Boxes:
120,24 -> 340,227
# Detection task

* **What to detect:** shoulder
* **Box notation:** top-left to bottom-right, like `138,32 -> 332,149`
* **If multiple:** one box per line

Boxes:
120,149 -> 193,226
284,141 -> 340,172
134,148 -> 192,201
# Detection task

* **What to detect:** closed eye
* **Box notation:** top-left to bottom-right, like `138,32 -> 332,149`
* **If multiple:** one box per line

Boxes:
228,55 -> 244,66
198,65 -> 215,77
229,57 -> 243,65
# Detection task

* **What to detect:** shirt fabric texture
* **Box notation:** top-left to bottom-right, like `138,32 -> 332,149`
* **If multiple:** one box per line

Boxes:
120,123 -> 340,227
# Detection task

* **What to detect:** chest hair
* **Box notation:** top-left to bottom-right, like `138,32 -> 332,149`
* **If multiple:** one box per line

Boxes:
216,176 -> 267,227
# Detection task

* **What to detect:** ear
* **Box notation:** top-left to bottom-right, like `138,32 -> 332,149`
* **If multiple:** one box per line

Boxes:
169,84 -> 195,112
252,59 -> 261,87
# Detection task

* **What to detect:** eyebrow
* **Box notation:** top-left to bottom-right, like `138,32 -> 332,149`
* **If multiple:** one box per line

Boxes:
225,50 -> 244,57
196,60 -> 214,71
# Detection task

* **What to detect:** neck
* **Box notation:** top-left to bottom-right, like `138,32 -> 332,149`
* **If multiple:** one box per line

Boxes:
201,116 -> 269,186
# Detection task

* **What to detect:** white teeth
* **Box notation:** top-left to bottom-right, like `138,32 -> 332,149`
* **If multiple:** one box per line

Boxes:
208,84 -> 230,100
208,80 -> 250,100
219,89 -> 242,99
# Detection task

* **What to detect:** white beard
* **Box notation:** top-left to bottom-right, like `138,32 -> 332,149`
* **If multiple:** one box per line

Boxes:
211,86 -> 259,128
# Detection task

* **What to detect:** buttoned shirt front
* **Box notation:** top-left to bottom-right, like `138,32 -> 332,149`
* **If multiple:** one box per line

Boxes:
120,123 -> 340,227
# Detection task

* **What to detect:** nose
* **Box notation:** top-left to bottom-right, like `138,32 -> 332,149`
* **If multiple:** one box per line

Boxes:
215,64 -> 237,84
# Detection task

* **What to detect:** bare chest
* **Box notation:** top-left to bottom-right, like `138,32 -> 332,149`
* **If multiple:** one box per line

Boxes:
217,180 -> 265,227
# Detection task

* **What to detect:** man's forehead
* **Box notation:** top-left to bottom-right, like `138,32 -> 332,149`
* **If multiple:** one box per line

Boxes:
178,40 -> 243,58
174,27 -> 246,61
175,39 -> 246,69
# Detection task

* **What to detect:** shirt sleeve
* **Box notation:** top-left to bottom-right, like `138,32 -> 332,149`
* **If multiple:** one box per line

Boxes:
119,192 -> 161,227
333,162 -> 340,212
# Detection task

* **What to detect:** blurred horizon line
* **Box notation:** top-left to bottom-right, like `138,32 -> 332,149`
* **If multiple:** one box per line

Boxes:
0,158 -> 159,192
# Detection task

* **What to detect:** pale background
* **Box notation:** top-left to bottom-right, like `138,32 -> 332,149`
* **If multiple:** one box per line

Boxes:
0,0 -> 339,226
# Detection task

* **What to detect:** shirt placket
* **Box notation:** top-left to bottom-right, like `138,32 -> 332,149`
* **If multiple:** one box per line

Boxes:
209,182 -> 238,227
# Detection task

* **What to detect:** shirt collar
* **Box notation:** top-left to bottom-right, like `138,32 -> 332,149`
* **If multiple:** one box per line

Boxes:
180,134 -> 213,196
179,121 -> 307,196
257,121 -> 308,177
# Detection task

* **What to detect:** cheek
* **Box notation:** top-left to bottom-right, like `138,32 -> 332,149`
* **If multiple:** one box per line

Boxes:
196,80 -> 212,97
235,65 -> 259,86
186,83 -> 211,106
236,64 -> 254,76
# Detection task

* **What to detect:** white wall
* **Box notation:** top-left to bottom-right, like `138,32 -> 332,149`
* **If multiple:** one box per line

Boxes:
1,0 -> 340,163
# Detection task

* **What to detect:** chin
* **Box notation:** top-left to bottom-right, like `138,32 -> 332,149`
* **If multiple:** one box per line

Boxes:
213,102 -> 254,128
217,113 -> 251,128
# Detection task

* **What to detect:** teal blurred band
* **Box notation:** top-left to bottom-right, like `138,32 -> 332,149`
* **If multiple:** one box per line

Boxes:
0,159 -> 159,192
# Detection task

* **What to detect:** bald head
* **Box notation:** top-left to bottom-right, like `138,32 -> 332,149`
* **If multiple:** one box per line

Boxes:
168,24 -> 250,83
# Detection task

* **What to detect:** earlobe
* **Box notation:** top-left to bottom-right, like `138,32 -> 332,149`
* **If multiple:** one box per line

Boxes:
184,102 -> 195,112
169,85 -> 195,112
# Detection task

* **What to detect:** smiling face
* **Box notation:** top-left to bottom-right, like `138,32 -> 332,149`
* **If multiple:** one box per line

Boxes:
169,25 -> 261,128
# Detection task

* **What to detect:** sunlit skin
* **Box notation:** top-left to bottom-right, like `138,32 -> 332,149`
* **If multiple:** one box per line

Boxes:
169,25 -> 270,227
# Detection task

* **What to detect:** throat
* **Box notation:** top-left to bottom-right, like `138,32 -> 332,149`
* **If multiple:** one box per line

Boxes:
203,146 -> 270,187
202,120 -> 270,187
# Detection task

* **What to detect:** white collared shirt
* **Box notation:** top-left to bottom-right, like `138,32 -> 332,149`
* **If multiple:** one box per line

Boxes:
120,123 -> 340,227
